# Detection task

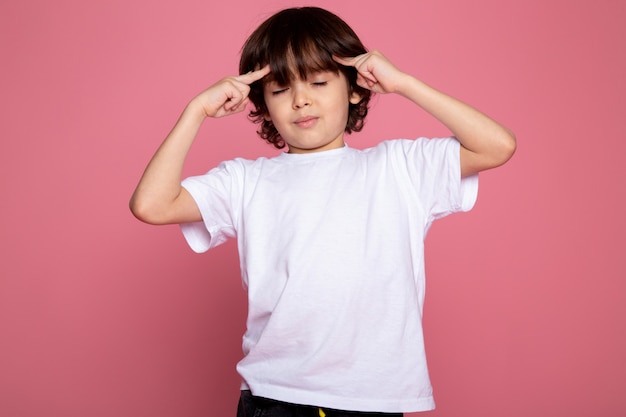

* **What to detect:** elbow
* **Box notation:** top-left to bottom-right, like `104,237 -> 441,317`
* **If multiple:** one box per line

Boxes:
129,196 -> 165,225
129,197 -> 151,224
501,129 -> 517,164
495,128 -> 517,166
460,129 -> 517,177
129,188 -> 197,225
488,128 -> 517,169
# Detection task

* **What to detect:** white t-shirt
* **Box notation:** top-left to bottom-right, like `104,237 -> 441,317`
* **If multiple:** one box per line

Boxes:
181,138 -> 478,413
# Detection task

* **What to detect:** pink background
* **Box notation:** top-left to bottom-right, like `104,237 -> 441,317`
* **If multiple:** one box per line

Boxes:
1,0 -> 625,416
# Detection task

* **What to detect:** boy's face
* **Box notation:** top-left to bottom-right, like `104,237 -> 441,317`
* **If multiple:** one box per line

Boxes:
262,70 -> 362,154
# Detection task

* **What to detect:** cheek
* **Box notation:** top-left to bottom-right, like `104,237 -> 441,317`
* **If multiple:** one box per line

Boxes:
262,90 -> 279,118
262,98 -> 279,122
332,97 -> 352,120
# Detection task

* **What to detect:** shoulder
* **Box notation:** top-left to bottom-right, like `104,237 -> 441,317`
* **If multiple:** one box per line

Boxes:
362,137 -> 458,159
197,154 -> 278,177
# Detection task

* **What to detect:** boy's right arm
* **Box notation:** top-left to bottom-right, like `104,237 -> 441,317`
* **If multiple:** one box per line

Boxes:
129,66 -> 270,225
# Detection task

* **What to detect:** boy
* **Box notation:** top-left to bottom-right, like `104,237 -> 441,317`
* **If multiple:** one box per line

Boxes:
130,6 -> 516,416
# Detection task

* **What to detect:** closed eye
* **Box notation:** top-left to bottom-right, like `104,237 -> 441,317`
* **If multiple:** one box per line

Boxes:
272,88 -> 288,95
312,81 -> 327,87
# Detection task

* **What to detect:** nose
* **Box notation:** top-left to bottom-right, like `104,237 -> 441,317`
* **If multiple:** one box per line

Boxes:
292,85 -> 311,109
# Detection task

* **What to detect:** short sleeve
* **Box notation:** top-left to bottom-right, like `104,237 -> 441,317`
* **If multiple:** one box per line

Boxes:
392,137 -> 479,221
179,160 -> 241,253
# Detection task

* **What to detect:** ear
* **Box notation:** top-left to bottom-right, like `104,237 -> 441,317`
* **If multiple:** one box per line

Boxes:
349,90 -> 363,105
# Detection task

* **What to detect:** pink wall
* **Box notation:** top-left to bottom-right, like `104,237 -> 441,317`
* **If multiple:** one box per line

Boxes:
1,0 -> 624,416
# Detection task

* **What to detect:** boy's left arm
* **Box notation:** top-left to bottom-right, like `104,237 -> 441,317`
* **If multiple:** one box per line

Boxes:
335,52 -> 516,177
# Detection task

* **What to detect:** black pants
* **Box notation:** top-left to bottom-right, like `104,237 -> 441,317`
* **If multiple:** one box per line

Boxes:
237,390 -> 403,417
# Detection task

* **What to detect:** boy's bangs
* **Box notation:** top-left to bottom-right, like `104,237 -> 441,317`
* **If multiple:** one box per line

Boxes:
265,37 -> 339,86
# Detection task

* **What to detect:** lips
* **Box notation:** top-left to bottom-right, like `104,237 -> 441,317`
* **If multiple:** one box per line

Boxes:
294,116 -> 319,128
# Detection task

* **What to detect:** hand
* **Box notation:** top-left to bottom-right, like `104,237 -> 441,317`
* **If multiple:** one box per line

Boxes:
192,65 -> 270,118
334,51 -> 406,95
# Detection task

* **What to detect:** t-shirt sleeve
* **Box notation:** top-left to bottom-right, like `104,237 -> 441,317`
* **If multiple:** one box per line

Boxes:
179,161 -> 240,253
395,137 -> 478,221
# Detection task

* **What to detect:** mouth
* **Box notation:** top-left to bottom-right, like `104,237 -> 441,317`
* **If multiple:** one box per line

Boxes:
294,116 -> 319,128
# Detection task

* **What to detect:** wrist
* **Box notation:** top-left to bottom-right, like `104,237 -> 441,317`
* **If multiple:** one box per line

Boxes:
391,72 -> 416,95
397,75 -> 434,104
185,98 -> 210,122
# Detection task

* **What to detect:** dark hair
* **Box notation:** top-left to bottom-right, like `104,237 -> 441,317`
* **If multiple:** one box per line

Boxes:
239,7 -> 372,149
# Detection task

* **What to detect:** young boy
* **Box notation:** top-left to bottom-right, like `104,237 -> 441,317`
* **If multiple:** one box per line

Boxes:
130,6 -> 516,417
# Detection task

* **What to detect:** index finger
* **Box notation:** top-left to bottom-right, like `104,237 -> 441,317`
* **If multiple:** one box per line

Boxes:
333,55 -> 359,67
237,65 -> 271,84
333,54 -> 377,85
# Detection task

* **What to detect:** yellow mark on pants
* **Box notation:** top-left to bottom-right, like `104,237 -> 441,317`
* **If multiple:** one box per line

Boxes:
319,408 -> 326,417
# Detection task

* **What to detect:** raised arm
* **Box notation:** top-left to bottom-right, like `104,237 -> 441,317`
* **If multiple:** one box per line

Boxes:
334,52 -> 516,177
129,66 -> 270,225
